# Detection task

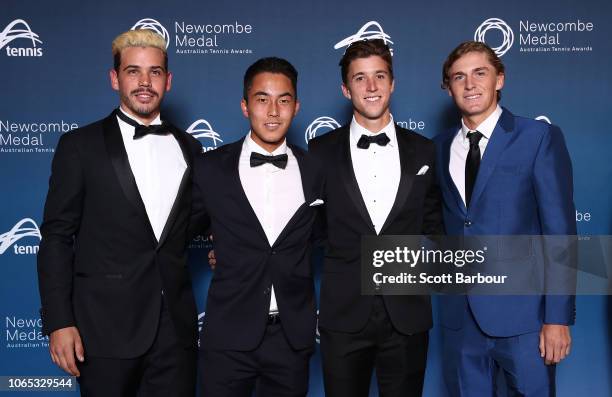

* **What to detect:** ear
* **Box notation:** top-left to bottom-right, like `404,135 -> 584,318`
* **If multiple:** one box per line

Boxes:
165,71 -> 173,92
341,83 -> 351,100
240,99 -> 249,119
496,72 -> 505,92
110,69 -> 119,91
390,78 -> 395,94
293,99 -> 300,117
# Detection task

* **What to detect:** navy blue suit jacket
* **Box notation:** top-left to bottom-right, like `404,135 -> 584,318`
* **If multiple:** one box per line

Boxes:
433,108 -> 576,337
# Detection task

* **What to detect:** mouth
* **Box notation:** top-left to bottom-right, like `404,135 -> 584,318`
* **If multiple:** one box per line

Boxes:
464,93 -> 482,101
364,95 -> 382,102
264,121 -> 282,130
132,90 -> 158,102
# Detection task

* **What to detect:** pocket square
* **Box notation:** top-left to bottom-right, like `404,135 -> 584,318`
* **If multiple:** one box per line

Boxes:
309,199 -> 324,207
417,165 -> 429,176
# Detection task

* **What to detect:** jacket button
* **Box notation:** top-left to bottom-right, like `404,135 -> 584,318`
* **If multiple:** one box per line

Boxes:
464,220 -> 472,227
264,287 -> 271,295
271,250 -> 277,255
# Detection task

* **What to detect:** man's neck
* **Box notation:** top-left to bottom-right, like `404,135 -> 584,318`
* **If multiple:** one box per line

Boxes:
353,111 -> 391,134
119,106 -> 159,126
462,105 -> 498,131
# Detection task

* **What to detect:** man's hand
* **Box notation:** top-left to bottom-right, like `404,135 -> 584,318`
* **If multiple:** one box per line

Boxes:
49,326 -> 85,377
208,249 -> 216,270
539,324 -> 571,365
207,234 -> 215,270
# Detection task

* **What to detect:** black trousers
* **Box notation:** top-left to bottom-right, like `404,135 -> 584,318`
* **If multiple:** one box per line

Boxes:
199,322 -> 312,397
320,296 -> 429,397
77,298 -> 197,397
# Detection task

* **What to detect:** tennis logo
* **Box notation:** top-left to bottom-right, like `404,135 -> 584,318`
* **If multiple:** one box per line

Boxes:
334,21 -> 394,55
474,18 -> 514,57
131,18 -> 170,49
305,116 -> 341,144
1,19 -> 43,57
0,218 -> 41,255
187,119 -> 223,152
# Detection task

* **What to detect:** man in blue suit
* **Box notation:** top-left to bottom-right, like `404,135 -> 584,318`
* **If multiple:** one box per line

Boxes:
434,41 -> 576,396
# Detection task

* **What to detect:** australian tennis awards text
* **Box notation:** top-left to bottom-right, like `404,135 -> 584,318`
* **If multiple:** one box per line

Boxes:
372,246 -> 486,268
519,19 -> 594,50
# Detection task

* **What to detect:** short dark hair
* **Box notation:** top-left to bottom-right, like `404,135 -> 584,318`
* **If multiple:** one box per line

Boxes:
339,39 -> 393,84
441,41 -> 505,100
243,57 -> 298,101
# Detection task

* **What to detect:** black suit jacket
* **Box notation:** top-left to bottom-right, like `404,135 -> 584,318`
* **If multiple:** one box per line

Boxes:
37,111 -> 201,358
191,138 -> 323,351
308,125 -> 444,334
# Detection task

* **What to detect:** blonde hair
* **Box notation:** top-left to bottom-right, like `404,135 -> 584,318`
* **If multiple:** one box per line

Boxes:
111,29 -> 168,71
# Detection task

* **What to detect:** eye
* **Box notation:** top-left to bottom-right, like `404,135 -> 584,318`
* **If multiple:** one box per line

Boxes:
376,73 -> 386,80
453,75 -> 464,82
279,98 -> 291,104
127,69 -> 138,75
354,76 -> 364,82
151,70 -> 162,76
256,97 -> 268,104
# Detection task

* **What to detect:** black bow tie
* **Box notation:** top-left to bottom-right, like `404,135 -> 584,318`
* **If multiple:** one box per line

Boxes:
115,109 -> 170,139
357,133 -> 390,149
250,152 -> 288,169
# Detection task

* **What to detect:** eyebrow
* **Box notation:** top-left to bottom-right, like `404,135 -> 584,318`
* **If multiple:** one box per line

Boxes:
122,65 -> 165,71
252,91 -> 294,98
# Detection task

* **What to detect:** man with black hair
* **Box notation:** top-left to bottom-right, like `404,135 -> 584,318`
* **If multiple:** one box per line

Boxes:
192,57 -> 322,397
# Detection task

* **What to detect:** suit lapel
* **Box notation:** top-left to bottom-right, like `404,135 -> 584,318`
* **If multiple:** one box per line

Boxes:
442,129 -> 467,216
156,126 -> 192,249
337,128 -> 376,232
103,113 -> 156,243
224,138 -> 270,246
380,127 -> 416,234
468,108 -> 515,212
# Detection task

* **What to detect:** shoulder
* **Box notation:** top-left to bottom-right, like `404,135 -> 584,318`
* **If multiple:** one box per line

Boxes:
395,125 -> 436,153
308,125 -> 348,152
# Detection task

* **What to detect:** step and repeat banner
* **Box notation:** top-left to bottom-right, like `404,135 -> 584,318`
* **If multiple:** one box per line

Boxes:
2,0 -> 611,395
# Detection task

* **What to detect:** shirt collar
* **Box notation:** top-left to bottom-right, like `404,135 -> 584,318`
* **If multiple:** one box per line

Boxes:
245,131 -> 287,156
350,114 -> 397,147
118,106 -> 162,126
460,105 -> 502,141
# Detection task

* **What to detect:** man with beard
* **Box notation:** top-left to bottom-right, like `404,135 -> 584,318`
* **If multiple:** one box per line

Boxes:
308,39 -> 444,397
37,29 -> 201,396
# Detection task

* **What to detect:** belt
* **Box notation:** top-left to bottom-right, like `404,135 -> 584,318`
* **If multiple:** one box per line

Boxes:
267,313 -> 281,325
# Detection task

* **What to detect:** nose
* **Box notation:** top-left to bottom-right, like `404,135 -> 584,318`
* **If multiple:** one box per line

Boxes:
139,73 -> 151,87
464,75 -> 475,90
366,76 -> 377,92
268,100 -> 279,117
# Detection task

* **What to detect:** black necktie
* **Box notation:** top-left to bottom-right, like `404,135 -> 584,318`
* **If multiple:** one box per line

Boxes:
465,130 -> 483,208
250,152 -> 288,169
115,109 -> 170,140
357,133 -> 390,149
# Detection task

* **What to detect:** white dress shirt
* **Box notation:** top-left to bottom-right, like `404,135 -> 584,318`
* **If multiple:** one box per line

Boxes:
117,107 -> 186,241
349,116 -> 401,234
449,105 -> 502,205
239,133 -> 305,313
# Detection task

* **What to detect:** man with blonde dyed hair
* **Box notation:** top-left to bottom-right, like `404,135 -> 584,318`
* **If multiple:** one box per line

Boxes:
37,29 -> 201,396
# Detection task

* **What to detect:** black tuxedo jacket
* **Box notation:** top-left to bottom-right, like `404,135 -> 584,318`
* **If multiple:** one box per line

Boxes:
37,111 -> 201,358
308,125 -> 444,334
191,138 -> 323,351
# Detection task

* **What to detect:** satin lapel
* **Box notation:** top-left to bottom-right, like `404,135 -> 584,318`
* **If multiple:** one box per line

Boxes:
103,114 -> 156,242
442,130 -> 467,216
225,138 -> 270,246
271,145 -> 317,248
468,109 -> 515,212
156,127 -> 192,249
379,128 -> 416,234
338,129 -> 376,232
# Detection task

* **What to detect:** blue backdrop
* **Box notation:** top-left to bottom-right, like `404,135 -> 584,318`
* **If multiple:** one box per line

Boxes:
2,0 -> 611,395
